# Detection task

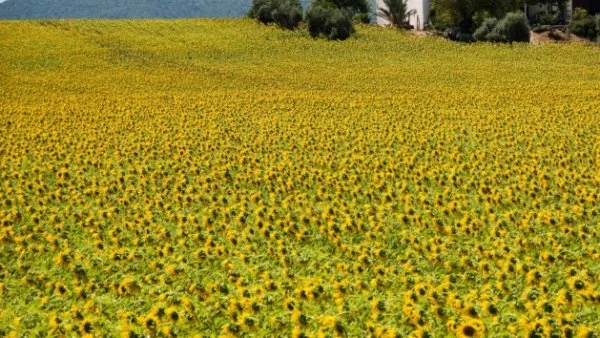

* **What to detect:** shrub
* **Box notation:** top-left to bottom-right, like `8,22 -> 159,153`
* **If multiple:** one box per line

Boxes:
473,17 -> 497,41
596,15 -> 600,40
313,0 -> 370,23
472,12 -> 529,43
472,10 -> 493,30
568,16 -> 598,40
498,12 -> 530,43
431,0 -> 520,33
248,0 -> 303,30
312,0 -> 369,15
572,7 -> 589,21
353,12 -> 370,24
437,27 -> 458,40
485,24 -> 506,42
306,6 -> 354,40
456,31 -> 474,42
538,13 -> 558,25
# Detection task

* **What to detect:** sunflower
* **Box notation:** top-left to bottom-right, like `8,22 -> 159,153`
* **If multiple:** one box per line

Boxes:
143,314 -> 159,332
79,319 -> 94,335
456,319 -> 485,338
567,276 -> 594,297
165,307 -> 179,322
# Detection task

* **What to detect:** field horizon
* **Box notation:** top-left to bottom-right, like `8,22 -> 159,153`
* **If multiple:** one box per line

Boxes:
1,18 -> 599,337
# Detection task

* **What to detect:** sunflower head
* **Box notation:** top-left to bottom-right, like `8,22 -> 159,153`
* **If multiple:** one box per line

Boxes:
456,319 -> 485,338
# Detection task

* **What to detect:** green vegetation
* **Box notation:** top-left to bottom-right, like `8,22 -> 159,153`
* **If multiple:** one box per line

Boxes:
312,0 -> 370,15
248,0 -> 303,29
473,17 -> 498,41
568,8 -> 600,41
306,5 -> 354,39
312,0 -> 371,23
431,0 -> 520,32
474,12 -> 530,43
247,0 -> 363,39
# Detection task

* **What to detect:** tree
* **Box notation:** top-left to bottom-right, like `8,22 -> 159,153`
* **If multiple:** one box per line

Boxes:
473,17 -> 498,40
473,11 -> 530,43
498,11 -> 530,42
306,5 -> 355,40
431,0 -> 520,32
248,0 -> 303,30
568,12 -> 598,40
377,0 -> 416,28
312,0 -> 369,13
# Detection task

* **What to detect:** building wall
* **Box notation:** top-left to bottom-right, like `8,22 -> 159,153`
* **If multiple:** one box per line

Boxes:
375,0 -> 390,25
408,0 -> 429,30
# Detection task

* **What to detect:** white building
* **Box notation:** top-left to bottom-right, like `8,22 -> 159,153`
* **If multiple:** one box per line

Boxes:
376,0 -> 430,30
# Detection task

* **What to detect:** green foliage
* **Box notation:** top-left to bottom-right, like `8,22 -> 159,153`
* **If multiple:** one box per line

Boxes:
473,12 -> 529,43
572,7 -> 589,21
249,0 -> 303,29
499,11 -> 530,42
538,13 -> 558,25
306,5 -> 354,40
568,15 -> 598,40
312,0 -> 371,24
567,8 -> 600,41
473,17 -> 497,41
376,0 -> 415,28
456,31 -> 474,42
486,24 -> 505,42
472,10 -> 493,29
353,12 -> 371,23
312,0 -> 370,14
431,0 -> 520,32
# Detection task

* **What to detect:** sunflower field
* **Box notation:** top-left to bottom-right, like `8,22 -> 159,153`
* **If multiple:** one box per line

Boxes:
0,19 -> 599,337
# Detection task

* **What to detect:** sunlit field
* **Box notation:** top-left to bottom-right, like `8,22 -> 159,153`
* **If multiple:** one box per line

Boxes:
0,19 -> 599,337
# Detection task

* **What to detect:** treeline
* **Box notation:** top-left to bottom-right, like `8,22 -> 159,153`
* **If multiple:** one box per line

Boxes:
248,0 -> 374,40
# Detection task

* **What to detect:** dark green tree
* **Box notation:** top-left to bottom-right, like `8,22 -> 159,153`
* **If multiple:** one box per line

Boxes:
473,11 -> 530,42
498,11 -> 530,42
473,17 -> 498,40
306,5 -> 355,40
248,0 -> 303,30
312,0 -> 370,13
431,0 -> 520,31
